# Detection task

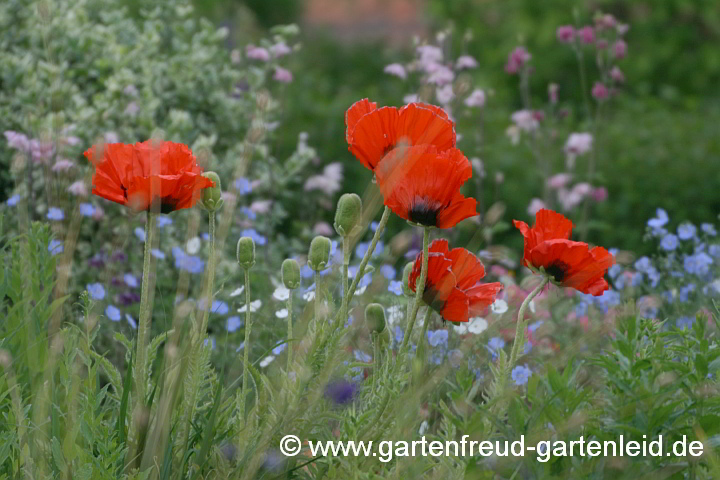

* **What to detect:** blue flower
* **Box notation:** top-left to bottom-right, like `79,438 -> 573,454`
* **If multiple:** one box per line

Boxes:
300,265 -> 314,279
226,316 -> 243,332
647,267 -> 661,288
204,337 -> 216,349
634,256 -> 652,273
79,203 -> 95,217
156,215 -> 173,228
523,341 -> 532,354
709,245 -> 720,258
234,177 -> 252,194
47,207 -> 64,221
684,252 -> 713,276
575,302 -> 589,317
134,227 -> 146,242
660,234 -> 679,251
394,326 -> 404,345
647,208 -> 669,229
528,321 -> 544,332
427,329 -> 449,347
701,223 -> 717,236
355,241 -> 384,258
487,337 -> 505,352
344,315 -> 353,328
679,283 -> 695,302
125,314 -> 137,329
48,240 -> 64,255
6,195 -> 20,206
151,249 -> 166,259
241,228 -> 266,246
86,283 -> 106,300
123,273 -> 138,288
353,350 -> 372,363
676,316 -> 694,330
608,264 -> 623,279
380,265 -> 396,280
677,223 -> 697,240
272,343 -> 287,355
105,305 -> 121,321
511,364 -> 532,386
370,221 -> 379,232
348,266 -> 372,288
240,206 -> 257,220
172,247 -> 205,274
388,280 -> 404,296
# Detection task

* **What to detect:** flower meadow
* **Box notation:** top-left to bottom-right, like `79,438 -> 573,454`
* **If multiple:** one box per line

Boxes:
1,1 -> 720,479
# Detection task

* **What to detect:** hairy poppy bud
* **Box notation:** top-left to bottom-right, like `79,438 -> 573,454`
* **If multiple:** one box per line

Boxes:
282,259 -> 301,289
199,172 -> 224,212
334,193 -> 362,237
236,236 -> 255,269
364,303 -> 386,334
308,236 -> 331,272
402,262 -> 415,296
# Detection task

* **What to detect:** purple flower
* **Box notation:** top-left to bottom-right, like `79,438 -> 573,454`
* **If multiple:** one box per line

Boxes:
701,223 -> 717,236
648,208 -> 669,229
116,292 -> 141,306
270,42 -> 292,58
198,299 -> 229,315
487,337 -> 505,353
676,316 -> 694,330
172,247 -> 205,274
105,305 -> 122,322
505,46 -> 531,74
134,227 -> 146,242
151,249 -> 165,259
245,45 -> 270,61
240,206 -> 256,220
324,380 -> 358,405
684,252 -> 713,276
577,25 -> 595,44
4,131 -> 30,151
591,82 -> 609,101
272,343 -> 287,355
512,364 -> 532,386
455,55 -> 478,70
47,207 -> 64,221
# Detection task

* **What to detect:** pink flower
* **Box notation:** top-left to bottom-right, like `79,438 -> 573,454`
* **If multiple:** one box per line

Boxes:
273,66 -> 293,83
527,198 -> 546,216
91,205 -> 105,220
270,42 -> 292,58
595,39 -> 608,50
564,132 -> 593,156
505,46 -> 531,74
246,45 -> 270,62
436,84 -> 454,104
383,63 -> 407,79
67,180 -> 88,196
613,40 -> 627,59
29,139 -> 54,163
592,186 -> 608,202
610,66 -> 625,83
304,162 -> 343,195
455,55 -> 478,70
124,101 -> 139,117
464,88 -> 485,108
511,110 -> 538,132
313,221 -> 334,236
595,14 -> 617,30
577,26 -> 595,44
591,82 -> 609,100
616,23 -> 630,36
4,131 -> 30,151
548,83 -> 559,103
52,158 -> 75,172
427,65 -> 454,86
416,45 -> 443,65
250,200 -> 273,214
556,25 -> 576,43
547,173 -> 572,190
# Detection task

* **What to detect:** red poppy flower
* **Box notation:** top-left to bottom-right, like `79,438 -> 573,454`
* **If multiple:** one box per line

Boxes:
513,209 -> 614,296
375,145 -> 477,228
345,99 -> 456,172
84,140 -> 214,213
409,239 -> 504,323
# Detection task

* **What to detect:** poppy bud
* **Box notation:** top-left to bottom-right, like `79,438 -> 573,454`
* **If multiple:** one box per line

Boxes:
402,262 -> 415,296
334,193 -> 363,237
282,259 -> 301,289
199,172 -> 224,212
365,303 -> 386,334
308,236 -> 331,272
377,327 -> 391,349
236,236 -> 255,269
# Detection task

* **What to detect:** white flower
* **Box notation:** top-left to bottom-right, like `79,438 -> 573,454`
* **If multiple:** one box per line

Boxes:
468,317 -> 489,334
272,286 -> 290,301
237,300 -> 262,312
403,93 -> 419,104
386,305 -> 405,326
529,300 -> 536,313
275,309 -> 289,319
259,355 -> 275,368
230,286 -> 245,297
355,286 -> 367,295
491,300 -> 509,315
303,291 -> 315,302
419,420 -> 429,435
186,236 -> 201,254
464,89 -> 486,108
453,323 -> 468,334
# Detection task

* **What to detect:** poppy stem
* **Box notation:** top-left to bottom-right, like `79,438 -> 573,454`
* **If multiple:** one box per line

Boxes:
507,277 -> 549,378
399,227 -> 430,363
314,271 -> 323,340
135,210 -> 157,407
239,267 -> 252,425
198,211 -> 217,336
286,293 -> 293,372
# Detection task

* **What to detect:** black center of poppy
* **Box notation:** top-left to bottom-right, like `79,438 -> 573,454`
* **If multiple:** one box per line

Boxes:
409,199 -> 439,227
121,185 -> 128,200
160,197 -> 179,214
422,287 -> 446,313
545,261 -> 570,282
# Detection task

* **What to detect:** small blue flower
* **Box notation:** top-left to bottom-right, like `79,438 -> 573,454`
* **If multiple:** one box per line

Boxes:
125,314 -> 137,329
272,343 -> 287,355
631,272 -> 644,287
86,283 -> 106,300
151,249 -> 165,259
172,247 -> 205,274
370,221 -> 379,232
123,273 -> 138,288
79,203 -> 95,217
204,337 -> 216,349
202,233 -> 210,241
380,265 -> 396,280
344,315 -> 353,328
647,208 -> 669,229
48,240 -> 64,255
300,264 -> 314,279
528,320 -> 544,332
660,234 -> 679,251
575,302 -> 589,317
487,337 -> 505,352
427,329 -> 449,347
240,206 -> 257,220
355,241 -> 384,258
701,223 -> 717,236
511,364 -> 532,386
523,341 -> 532,354
353,350 -> 372,363
676,316 -> 694,330
677,223 -> 697,240
47,207 -> 64,221
156,215 -> 173,228
134,227 -> 146,242
105,305 -> 121,321
709,245 -> 720,258
634,256 -> 652,273
388,280 -> 404,296
226,316 -> 243,332
647,267 -> 661,288
608,264 -> 623,279
679,283 -> 695,302
241,228 -> 266,246
394,326 -> 404,345
234,177 -> 252,194
684,252 -> 713,276
6,195 -> 20,206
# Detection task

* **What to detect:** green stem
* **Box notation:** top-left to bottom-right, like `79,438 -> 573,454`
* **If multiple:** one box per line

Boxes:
338,235 -> 351,328
239,268 -> 252,424
574,45 -> 592,120
135,210 -> 157,406
315,271 -> 323,340
399,228 -> 430,359
198,211 -> 217,336
286,293 -> 293,371
507,278 -> 549,376
344,207 -> 390,304
372,333 -> 379,395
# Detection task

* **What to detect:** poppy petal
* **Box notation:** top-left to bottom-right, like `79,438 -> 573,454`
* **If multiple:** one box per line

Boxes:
345,98 -> 377,143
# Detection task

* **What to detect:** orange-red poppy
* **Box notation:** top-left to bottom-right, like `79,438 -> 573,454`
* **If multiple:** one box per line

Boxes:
513,209 -> 614,296
375,145 -> 477,228
345,99 -> 456,172
84,140 -> 214,213
409,239 -> 504,323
